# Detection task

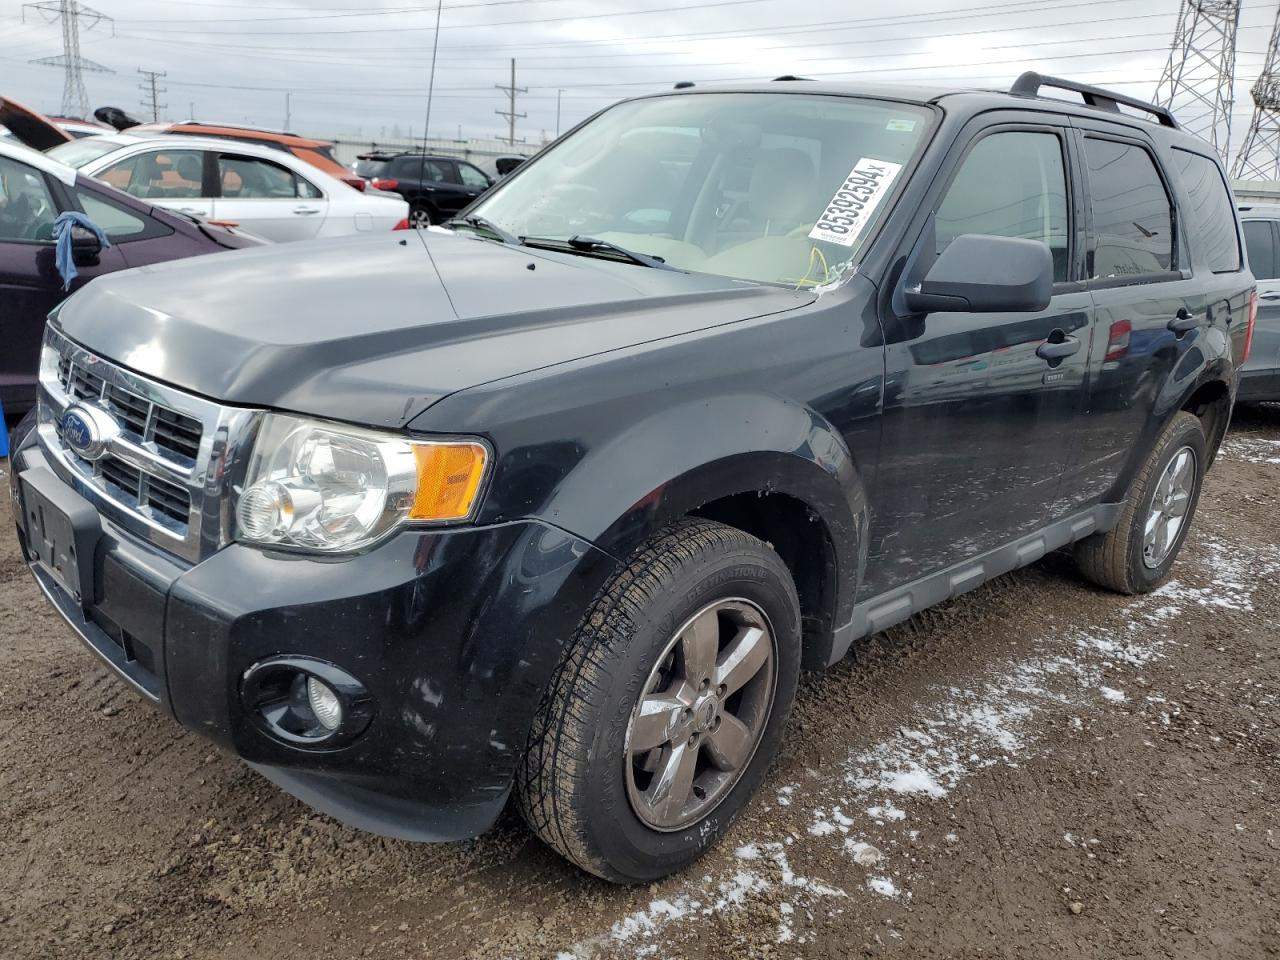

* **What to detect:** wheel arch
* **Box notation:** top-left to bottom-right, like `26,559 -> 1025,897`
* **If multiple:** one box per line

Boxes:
539,394 -> 867,671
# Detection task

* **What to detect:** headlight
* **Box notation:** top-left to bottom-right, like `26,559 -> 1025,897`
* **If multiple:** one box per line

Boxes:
235,414 -> 488,552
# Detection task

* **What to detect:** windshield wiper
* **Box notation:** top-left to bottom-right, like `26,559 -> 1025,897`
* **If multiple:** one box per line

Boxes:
521,234 -> 680,271
444,215 -> 519,245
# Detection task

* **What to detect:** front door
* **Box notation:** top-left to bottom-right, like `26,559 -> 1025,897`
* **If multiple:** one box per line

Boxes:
1240,218 -> 1280,399
0,157 -> 129,413
864,120 -> 1092,599
96,147 -> 215,221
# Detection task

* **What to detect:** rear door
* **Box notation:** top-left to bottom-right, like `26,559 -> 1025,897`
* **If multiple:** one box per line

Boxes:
865,115 -> 1093,597
1064,120 -> 1206,510
212,152 -> 327,242
1240,217 -> 1280,399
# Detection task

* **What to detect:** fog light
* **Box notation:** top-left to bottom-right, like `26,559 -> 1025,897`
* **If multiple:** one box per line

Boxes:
240,656 -> 375,749
307,677 -> 343,731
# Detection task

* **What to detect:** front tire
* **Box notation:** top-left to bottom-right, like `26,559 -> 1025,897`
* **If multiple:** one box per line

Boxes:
409,204 -> 433,228
516,519 -> 801,883
1075,411 -> 1207,594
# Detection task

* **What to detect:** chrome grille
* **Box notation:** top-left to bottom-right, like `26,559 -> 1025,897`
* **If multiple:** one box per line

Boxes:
58,357 -> 204,464
37,326 -> 261,564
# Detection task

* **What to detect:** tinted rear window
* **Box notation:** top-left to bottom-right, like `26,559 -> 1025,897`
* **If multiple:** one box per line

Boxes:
1171,149 -> 1241,273
355,158 -> 387,179
1243,220 -> 1277,280
1083,137 -> 1174,279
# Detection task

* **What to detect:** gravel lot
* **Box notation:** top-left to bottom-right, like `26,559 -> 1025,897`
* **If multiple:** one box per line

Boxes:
2,407 -> 1278,960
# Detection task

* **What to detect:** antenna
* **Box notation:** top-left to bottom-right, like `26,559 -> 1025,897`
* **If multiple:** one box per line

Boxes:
415,0 -> 444,228
1153,0 -> 1241,160
1233,6 -> 1280,179
22,0 -> 114,119
495,59 -> 527,146
137,68 -> 167,123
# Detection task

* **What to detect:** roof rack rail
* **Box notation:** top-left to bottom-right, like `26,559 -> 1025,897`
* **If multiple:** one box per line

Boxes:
1009,72 -> 1178,129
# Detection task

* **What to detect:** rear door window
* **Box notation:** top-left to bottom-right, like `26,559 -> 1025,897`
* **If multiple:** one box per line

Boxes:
1082,137 -> 1174,280
218,155 -> 302,199
1170,148 -> 1241,273
0,155 -> 57,242
935,130 -> 1071,282
1243,220 -> 1278,280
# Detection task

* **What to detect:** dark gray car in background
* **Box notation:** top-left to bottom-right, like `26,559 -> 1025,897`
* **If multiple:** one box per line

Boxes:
1239,203 -> 1280,400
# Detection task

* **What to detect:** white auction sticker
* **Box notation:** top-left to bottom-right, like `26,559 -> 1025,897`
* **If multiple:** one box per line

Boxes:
808,157 -> 904,248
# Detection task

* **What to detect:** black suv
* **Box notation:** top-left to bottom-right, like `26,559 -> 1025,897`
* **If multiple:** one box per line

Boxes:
10,74 -> 1254,884
354,151 -> 494,226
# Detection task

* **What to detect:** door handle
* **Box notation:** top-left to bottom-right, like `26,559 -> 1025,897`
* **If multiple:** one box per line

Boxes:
1259,291 -> 1280,301
292,207 -> 321,216
1036,335 -> 1082,361
1168,308 -> 1198,336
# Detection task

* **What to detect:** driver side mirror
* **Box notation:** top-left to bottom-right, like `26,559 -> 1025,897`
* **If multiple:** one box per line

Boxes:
70,224 -> 102,266
904,234 -> 1053,314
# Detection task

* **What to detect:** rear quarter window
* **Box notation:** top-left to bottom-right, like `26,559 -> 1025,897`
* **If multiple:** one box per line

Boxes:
1170,148 -> 1241,273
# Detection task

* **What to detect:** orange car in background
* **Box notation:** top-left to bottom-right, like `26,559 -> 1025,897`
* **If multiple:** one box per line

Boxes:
124,121 -> 368,191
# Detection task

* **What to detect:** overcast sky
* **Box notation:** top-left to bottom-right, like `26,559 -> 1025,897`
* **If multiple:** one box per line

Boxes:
2,0 -> 1277,154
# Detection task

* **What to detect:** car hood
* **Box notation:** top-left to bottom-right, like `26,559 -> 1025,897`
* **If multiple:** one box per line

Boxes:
0,96 -> 73,150
54,230 -> 816,428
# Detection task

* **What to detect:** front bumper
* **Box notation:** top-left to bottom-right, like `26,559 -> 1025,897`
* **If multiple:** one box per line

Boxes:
10,423 -> 617,842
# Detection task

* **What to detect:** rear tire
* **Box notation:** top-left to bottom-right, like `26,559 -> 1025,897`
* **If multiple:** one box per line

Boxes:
516,519 -> 801,883
1074,411 -> 1207,594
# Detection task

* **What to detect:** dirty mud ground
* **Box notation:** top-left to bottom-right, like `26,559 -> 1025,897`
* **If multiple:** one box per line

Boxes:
1,407 -> 1278,960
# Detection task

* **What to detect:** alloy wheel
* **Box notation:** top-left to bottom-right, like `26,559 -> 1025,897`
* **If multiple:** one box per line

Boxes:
624,598 -> 777,832
1142,445 -> 1196,569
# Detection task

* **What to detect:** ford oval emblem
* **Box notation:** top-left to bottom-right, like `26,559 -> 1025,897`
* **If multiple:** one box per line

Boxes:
61,404 -> 119,462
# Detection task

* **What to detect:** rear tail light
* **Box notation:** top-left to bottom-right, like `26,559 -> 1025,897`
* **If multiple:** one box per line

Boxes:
340,176 -> 367,192
1243,289 -> 1258,364
371,178 -> 398,191
393,218 -> 410,231
1104,318 -> 1132,362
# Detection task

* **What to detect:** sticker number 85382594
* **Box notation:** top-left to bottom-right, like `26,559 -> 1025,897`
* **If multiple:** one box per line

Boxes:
807,157 -> 904,249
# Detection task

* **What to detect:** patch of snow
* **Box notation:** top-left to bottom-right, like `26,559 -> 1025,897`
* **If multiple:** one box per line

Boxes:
1099,686 -> 1127,703
867,877 -> 898,898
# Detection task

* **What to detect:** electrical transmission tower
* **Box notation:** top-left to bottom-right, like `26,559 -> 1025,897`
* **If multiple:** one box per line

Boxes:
22,0 -> 113,119
1154,0 -> 1241,160
495,59 -> 527,146
1233,6 -> 1280,179
138,69 -> 168,122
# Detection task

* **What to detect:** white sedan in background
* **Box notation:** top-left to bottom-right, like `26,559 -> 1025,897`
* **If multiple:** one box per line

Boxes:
47,134 -> 409,243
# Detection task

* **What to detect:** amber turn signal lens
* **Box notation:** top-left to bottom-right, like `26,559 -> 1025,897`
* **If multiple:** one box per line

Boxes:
409,442 -> 488,521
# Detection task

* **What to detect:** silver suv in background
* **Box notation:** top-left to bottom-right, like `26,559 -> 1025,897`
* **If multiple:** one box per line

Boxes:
1239,203 -> 1280,401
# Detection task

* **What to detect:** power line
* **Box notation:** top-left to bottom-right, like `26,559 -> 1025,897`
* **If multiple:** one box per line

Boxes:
138,67 -> 167,121
495,58 -> 527,145
108,0 -> 1145,37
21,0 -> 113,118
1154,0 -> 1241,160
1234,5 -> 1280,179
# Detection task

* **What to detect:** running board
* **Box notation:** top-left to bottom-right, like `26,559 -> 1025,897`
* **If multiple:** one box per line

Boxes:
828,503 -> 1122,665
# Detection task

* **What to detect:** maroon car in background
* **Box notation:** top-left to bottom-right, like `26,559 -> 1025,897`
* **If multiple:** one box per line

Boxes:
0,138 -> 261,417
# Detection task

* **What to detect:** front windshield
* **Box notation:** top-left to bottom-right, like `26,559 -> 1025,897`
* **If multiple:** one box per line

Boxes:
46,136 -> 129,169
470,92 -> 931,287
